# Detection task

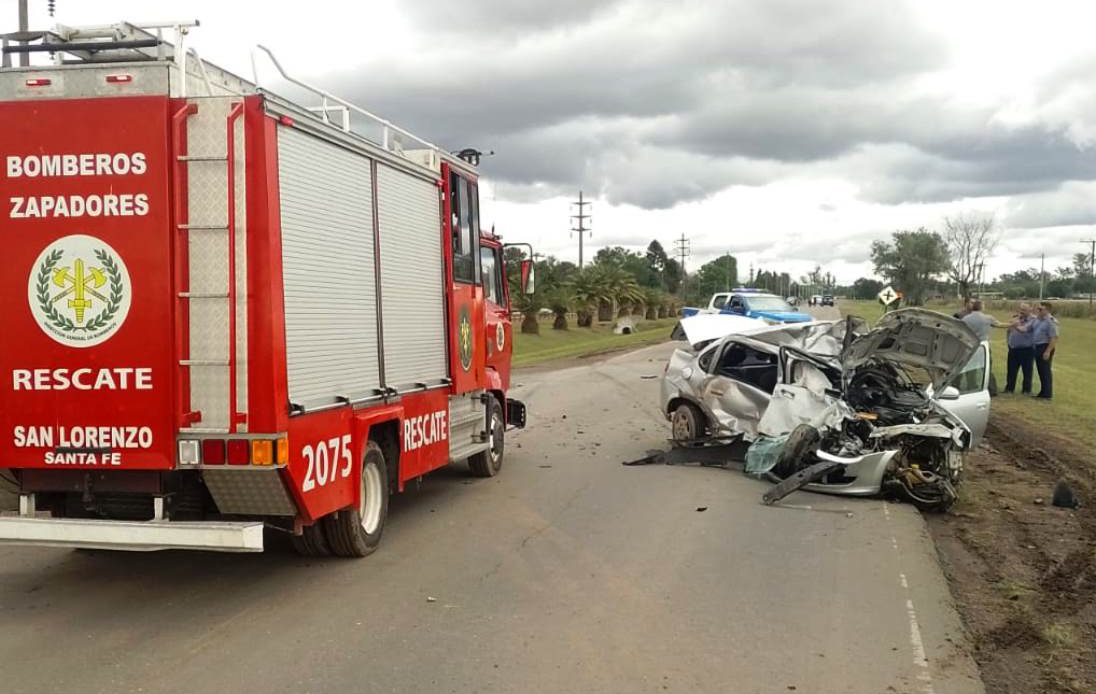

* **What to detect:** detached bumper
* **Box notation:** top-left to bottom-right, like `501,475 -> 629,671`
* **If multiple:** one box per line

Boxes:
0,515 -> 264,552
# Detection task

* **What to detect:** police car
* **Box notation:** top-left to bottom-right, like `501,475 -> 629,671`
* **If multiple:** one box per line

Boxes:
683,289 -> 813,323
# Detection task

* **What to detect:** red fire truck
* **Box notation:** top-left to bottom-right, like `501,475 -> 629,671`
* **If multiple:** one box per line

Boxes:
0,21 -> 531,556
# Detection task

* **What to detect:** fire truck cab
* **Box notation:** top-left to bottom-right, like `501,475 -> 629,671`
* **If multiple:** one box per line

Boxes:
0,21 -> 531,556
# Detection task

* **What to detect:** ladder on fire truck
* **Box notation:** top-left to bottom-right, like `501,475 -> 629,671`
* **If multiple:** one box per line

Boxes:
173,98 -> 247,435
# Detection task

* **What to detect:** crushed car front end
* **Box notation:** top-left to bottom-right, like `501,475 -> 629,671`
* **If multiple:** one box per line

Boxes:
662,309 -> 986,511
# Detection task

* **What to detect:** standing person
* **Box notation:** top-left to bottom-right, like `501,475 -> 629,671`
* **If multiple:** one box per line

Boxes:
1032,302 -> 1060,400
953,298 -> 973,320
960,300 -> 1003,395
1003,302 -> 1035,394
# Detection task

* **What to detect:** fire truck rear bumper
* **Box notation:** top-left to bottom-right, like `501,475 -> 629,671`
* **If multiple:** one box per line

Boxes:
0,515 -> 265,552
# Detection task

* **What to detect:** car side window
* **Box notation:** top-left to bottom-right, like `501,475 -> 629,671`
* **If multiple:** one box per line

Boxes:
698,345 -> 717,372
713,296 -> 727,310
729,296 -> 743,310
951,344 -> 987,394
716,344 -> 778,393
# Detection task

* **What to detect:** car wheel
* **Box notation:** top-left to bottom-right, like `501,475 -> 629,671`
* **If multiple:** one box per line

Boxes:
322,440 -> 389,557
772,423 -> 822,478
469,397 -> 504,477
671,402 -> 706,443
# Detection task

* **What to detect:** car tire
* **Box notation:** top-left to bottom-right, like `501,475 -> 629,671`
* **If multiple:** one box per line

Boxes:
323,440 -> 389,558
772,423 -> 822,478
469,397 -> 504,477
671,402 -> 707,443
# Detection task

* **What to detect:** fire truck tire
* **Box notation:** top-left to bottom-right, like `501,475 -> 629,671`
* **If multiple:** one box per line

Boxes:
468,397 -> 504,477
323,440 -> 389,557
290,521 -> 332,557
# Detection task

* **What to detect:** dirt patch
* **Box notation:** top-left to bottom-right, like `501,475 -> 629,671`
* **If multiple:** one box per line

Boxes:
927,410 -> 1096,693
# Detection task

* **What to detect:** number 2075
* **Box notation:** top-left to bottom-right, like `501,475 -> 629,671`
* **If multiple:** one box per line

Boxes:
301,435 -> 352,492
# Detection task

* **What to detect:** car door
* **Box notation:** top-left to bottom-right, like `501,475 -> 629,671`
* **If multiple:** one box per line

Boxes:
937,341 -> 990,447
692,339 -> 777,438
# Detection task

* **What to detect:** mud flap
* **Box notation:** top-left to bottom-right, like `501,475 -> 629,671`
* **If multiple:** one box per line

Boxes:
506,399 -> 527,429
762,460 -> 843,506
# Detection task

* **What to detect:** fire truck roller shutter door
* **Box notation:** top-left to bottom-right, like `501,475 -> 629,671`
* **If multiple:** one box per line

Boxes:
376,164 -> 448,389
277,126 -> 381,409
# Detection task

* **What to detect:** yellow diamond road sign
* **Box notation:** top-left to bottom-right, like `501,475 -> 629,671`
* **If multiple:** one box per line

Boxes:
878,285 -> 898,306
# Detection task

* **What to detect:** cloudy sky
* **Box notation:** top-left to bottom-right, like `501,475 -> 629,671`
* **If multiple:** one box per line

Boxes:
17,0 -> 1096,282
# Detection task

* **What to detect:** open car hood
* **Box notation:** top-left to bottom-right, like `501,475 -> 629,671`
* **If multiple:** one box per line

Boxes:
841,308 -> 980,390
673,314 -> 769,349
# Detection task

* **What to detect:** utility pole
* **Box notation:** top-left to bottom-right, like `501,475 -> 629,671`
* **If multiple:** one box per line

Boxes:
1083,238 -> 1096,306
672,233 -> 690,276
569,190 -> 592,268
724,252 -> 732,291
1039,253 -> 1046,300
17,0 -> 29,67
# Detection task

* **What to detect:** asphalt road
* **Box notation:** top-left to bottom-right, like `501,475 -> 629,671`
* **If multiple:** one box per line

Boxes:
0,342 -> 983,694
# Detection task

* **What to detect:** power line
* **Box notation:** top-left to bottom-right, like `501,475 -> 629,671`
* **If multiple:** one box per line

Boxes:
569,190 -> 592,268
672,233 -> 690,276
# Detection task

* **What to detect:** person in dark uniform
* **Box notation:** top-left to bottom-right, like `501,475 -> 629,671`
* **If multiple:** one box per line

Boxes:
1031,302 -> 1060,400
1003,302 -> 1035,394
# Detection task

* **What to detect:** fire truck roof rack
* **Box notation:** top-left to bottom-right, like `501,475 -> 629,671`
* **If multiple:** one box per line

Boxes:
0,20 -> 240,99
250,44 -> 472,175
1,19 -> 474,173
2,20 -> 193,65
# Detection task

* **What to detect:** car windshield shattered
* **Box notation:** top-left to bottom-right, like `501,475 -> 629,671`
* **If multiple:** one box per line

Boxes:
659,308 -> 989,512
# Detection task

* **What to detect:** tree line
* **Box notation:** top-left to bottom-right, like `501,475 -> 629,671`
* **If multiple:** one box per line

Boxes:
504,241 -> 686,334
865,213 -> 1095,304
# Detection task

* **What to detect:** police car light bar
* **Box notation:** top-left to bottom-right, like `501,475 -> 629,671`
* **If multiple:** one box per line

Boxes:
731,287 -> 763,293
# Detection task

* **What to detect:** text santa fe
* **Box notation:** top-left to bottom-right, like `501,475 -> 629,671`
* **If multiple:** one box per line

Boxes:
6,152 -> 150,219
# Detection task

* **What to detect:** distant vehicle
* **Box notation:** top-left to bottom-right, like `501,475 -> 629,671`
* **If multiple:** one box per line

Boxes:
810,294 -> 823,306
682,289 -> 813,323
822,295 -> 835,306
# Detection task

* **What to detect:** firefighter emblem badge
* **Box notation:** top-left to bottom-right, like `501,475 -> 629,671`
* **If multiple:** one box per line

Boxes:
495,321 -> 505,352
458,305 -> 473,371
28,234 -> 131,348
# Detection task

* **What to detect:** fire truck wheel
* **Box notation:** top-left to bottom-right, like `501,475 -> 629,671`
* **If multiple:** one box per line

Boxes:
323,440 -> 389,558
290,521 -> 332,557
469,397 -> 504,477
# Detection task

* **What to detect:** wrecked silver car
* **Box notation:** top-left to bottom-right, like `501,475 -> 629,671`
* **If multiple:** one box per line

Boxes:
660,309 -> 991,511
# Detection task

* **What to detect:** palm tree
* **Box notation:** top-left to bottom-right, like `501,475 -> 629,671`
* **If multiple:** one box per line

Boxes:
512,290 -> 543,335
569,268 -> 608,328
643,288 -> 663,319
546,286 -> 571,330
614,276 -> 645,318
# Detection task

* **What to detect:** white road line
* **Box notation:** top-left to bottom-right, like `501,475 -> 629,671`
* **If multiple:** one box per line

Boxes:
884,502 -> 937,694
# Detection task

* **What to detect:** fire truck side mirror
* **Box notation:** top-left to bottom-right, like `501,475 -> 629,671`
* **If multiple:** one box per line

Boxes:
520,260 -> 535,294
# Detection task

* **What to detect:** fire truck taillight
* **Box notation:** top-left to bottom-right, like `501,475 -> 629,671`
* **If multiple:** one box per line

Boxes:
105,74 -> 133,84
276,437 -> 289,465
202,440 -> 227,465
25,78 -> 51,87
251,440 -> 274,466
227,439 -> 250,466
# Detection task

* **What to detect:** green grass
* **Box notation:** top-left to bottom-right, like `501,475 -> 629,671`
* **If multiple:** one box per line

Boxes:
839,299 -> 1096,448
512,316 -> 678,367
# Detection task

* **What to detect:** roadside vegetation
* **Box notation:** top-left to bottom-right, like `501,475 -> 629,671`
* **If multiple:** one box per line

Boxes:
512,316 -> 678,367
